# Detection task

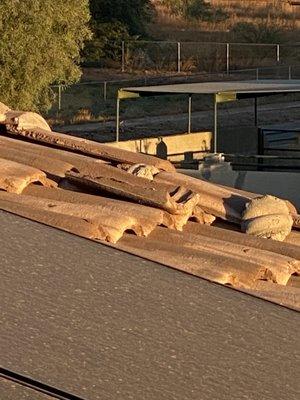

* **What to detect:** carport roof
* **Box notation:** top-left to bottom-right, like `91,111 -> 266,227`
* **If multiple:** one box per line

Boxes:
120,80 -> 300,98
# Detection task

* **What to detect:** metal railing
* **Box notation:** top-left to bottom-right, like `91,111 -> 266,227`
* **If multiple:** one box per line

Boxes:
258,127 -> 300,155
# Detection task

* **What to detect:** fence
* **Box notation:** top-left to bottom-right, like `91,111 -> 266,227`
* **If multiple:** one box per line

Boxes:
49,64 -> 300,118
119,41 -> 300,73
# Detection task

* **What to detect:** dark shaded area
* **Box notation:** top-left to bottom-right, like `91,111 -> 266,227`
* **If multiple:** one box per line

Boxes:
1,211 -> 300,400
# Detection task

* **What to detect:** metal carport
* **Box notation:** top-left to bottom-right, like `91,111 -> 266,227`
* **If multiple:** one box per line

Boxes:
116,80 -> 300,152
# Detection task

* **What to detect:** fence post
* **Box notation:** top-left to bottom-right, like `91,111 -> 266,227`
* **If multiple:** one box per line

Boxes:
256,68 -> 259,81
226,43 -> 230,74
288,66 -> 292,80
177,42 -> 181,73
276,44 -> 280,63
58,85 -> 62,111
121,41 -> 125,72
213,96 -> 218,154
103,81 -> 107,101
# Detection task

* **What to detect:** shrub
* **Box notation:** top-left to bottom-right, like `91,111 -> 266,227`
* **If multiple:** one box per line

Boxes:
231,22 -> 283,44
185,0 -> 228,22
159,0 -> 228,22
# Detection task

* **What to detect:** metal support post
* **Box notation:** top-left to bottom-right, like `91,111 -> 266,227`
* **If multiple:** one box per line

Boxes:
213,95 -> 218,154
226,43 -> 230,74
188,95 -> 192,134
116,98 -> 120,142
257,128 -> 265,161
276,44 -> 280,63
121,41 -> 125,73
254,97 -> 258,127
177,42 -> 181,73
256,68 -> 259,81
58,85 -> 62,111
288,66 -> 292,80
103,81 -> 107,101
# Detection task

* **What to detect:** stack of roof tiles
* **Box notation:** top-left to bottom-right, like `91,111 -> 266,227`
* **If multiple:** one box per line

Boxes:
0,103 -> 299,310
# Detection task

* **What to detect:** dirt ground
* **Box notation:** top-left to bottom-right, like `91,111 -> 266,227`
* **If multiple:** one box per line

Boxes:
58,100 -> 300,154
81,67 -> 188,82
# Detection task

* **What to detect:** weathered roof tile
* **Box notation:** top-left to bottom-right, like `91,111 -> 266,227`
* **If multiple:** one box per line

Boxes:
0,158 -> 50,193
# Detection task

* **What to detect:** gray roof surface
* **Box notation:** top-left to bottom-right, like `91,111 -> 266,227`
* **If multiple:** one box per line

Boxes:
123,79 -> 300,96
0,379 -> 52,400
1,210 -> 300,400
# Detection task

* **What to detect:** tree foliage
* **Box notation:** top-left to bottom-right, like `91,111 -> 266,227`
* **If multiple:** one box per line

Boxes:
0,0 -> 91,111
82,21 -> 130,63
89,0 -> 154,36
84,0 -> 154,64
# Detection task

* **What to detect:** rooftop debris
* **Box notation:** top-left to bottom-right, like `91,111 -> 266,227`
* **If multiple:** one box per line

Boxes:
0,103 -> 299,310
242,195 -> 293,241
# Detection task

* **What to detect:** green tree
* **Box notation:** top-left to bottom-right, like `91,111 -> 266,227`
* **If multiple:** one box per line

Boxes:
0,0 -> 91,111
89,0 -> 154,36
82,22 -> 130,63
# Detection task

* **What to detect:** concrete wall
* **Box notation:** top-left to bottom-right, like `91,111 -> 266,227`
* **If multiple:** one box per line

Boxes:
105,131 -> 212,162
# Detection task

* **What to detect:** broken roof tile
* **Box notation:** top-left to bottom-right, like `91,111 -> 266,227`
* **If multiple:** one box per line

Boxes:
66,166 -> 199,215
2,110 -> 51,132
155,171 -> 249,223
0,146 -> 74,179
0,135 -> 108,173
0,158 -> 50,194
5,127 -> 175,171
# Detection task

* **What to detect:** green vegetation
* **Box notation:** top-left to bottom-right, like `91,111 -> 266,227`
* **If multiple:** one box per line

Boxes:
84,0 -> 155,64
89,0 -> 154,36
83,22 -> 130,64
0,0 -> 91,111
231,22 -> 284,44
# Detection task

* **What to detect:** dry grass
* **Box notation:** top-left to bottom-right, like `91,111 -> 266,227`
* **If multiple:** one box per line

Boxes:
151,0 -> 299,41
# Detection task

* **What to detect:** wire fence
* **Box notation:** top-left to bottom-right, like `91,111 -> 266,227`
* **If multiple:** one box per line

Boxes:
119,41 -> 300,73
49,64 -> 300,120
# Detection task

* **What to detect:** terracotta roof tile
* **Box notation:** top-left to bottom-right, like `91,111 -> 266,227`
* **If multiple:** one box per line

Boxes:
66,166 -> 199,215
0,145 -> 74,179
0,158 -> 51,194
184,222 -> 300,259
116,227 -> 299,288
6,127 -> 174,171
0,190 -> 165,243
247,281 -> 300,310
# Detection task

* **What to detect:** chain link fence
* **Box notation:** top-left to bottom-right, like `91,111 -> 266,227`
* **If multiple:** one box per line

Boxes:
119,41 -> 300,73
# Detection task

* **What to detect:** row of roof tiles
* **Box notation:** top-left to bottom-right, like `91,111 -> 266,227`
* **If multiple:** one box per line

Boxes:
0,104 -> 299,310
